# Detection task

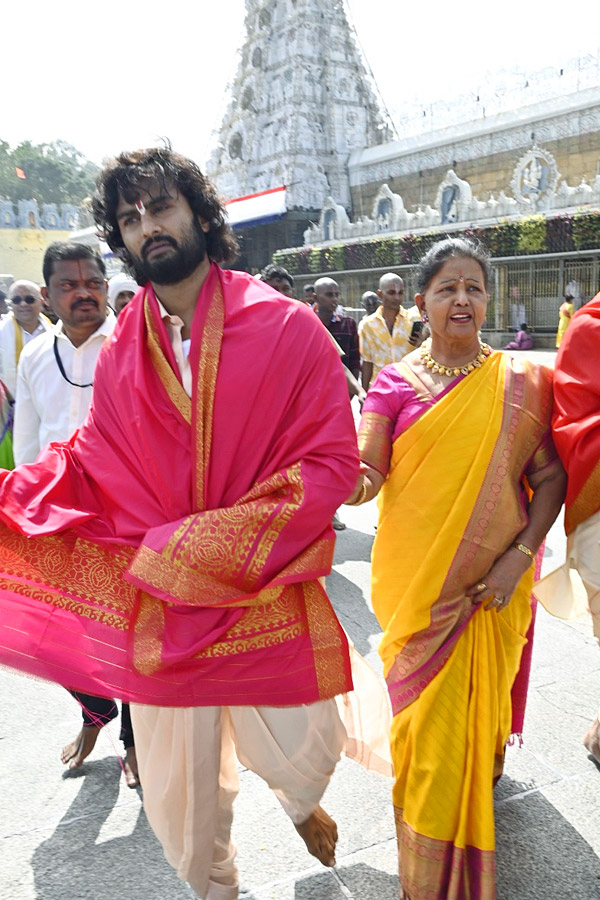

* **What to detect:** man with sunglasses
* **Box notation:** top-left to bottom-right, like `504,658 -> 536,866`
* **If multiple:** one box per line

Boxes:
0,281 -> 51,396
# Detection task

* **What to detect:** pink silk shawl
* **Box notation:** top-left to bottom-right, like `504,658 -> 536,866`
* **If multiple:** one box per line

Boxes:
0,264 -> 357,706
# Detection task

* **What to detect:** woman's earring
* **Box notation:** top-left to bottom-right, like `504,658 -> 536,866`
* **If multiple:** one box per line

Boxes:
421,312 -> 429,324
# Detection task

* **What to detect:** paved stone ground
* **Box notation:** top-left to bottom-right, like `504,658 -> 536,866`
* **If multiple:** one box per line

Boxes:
2,348 -> 600,899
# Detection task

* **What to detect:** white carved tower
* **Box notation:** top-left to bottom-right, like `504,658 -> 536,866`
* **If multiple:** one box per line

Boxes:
207,0 -> 388,211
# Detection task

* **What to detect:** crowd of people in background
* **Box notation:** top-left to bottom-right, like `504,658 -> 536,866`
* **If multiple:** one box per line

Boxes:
0,147 -> 598,900
0,254 -> 141,786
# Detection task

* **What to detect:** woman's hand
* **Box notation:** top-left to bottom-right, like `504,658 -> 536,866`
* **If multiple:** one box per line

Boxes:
466,547 -> 533,612
467,459 -> 566,612
344,463 -> 384,505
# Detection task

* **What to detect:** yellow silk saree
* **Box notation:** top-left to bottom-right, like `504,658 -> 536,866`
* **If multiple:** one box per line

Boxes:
360,353 -> 555,900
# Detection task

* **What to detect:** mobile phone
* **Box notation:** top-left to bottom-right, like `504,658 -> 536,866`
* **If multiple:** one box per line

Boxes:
410,320 -> 424,339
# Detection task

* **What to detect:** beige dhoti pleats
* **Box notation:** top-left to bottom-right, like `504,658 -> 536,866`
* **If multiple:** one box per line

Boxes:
130,700 -> 347,899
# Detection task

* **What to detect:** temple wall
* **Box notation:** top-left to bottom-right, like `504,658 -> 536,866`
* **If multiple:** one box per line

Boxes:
0,230 -> 72,284
352,133 -> 600,217
348,93 -> 600,221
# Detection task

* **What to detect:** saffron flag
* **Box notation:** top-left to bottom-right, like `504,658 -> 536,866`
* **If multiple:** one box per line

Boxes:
15,167 -> 26,180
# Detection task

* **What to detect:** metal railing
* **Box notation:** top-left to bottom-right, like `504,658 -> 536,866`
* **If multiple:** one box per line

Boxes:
296,250 -> 600,333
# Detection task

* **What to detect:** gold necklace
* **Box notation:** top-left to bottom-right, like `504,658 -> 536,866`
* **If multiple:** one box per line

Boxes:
420,339 -> 492,376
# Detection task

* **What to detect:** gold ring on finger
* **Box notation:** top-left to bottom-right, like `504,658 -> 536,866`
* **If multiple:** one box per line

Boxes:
476,582 -> 487,592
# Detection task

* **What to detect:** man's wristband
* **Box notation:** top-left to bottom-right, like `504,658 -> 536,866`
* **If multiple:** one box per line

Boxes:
513,541 -> 535,560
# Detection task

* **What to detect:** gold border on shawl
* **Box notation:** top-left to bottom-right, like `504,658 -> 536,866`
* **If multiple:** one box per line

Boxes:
132,591 -> 165,675
148,463 -> 308,599
0,529 -> 137,625
0,577 -> 127,629
13,315 -> 23,367
566,457 -> 600,534
303,580 -> 348,698
242,464 -> 305,584
194,585 -> 307,658
144,294 -> 192,425
129,530 -> 332,609
194,282 -> 224,506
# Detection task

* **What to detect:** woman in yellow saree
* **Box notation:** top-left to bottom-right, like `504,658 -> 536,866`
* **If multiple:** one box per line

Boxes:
346,238 -> 566,900
555,294 -> 575,348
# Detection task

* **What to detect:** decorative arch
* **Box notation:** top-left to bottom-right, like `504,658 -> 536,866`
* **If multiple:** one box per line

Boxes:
318,196 -> 350,242
371,183 -> 407,232
435,170 -> 473,224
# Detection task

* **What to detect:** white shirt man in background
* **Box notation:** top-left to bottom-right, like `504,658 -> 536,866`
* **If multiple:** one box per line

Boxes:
12,242 -> 138,786
0,280 -> 52,396
14,245 -> 116,465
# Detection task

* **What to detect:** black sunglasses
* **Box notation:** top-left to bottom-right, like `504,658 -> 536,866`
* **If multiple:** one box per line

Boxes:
11,294 -> 38,305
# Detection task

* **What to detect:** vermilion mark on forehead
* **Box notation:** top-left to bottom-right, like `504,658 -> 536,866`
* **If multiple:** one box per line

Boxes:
135,198 -> 146,215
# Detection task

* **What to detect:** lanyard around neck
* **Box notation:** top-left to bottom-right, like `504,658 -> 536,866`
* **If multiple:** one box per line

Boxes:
53,335 -> 93,389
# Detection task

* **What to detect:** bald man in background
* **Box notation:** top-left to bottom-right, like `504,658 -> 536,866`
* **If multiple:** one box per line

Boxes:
359,272 -> 424,391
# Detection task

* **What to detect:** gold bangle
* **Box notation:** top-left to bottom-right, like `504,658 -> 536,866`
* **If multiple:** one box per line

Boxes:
347,478 -> 368,506
513,541 -> 535,560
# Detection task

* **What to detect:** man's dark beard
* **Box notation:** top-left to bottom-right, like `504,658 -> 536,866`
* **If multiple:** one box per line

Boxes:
130,218 -> 207,285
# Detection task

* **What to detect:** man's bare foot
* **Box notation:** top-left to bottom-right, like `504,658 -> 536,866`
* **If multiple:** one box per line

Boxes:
61,725 -> 101,768
583,718 -> 600,763
123,747 -> 140,788
294,805 -> 338,867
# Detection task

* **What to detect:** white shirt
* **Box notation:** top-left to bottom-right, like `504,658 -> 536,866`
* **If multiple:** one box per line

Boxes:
156,299 -> 193,396
13,313 -> 116,465
0,314 -> 52,397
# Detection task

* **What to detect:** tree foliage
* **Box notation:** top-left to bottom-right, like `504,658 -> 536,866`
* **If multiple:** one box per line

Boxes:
0,140 -> 99,206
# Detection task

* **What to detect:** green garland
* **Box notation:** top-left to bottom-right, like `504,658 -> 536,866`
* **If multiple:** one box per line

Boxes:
573,210 -> 600,250
517,215 -> 547,254
272,210 -> 598,275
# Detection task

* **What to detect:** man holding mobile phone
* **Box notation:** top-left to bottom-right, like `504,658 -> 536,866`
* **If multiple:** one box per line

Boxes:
358,272 -> 425,391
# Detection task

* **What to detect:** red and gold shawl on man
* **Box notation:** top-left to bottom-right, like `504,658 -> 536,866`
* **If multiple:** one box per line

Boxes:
0,264 -> 357,705
553,293 -> 600,534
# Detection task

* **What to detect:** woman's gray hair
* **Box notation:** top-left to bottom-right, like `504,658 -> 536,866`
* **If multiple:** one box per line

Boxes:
416,238 -> 491,293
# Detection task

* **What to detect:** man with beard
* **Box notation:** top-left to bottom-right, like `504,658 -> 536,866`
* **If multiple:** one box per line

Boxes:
0,280 -> 52,396
0,147 -> 360,899
10,244 -> 139,785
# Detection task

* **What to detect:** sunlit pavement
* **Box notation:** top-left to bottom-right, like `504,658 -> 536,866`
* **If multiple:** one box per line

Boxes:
2,389 -> 600,899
